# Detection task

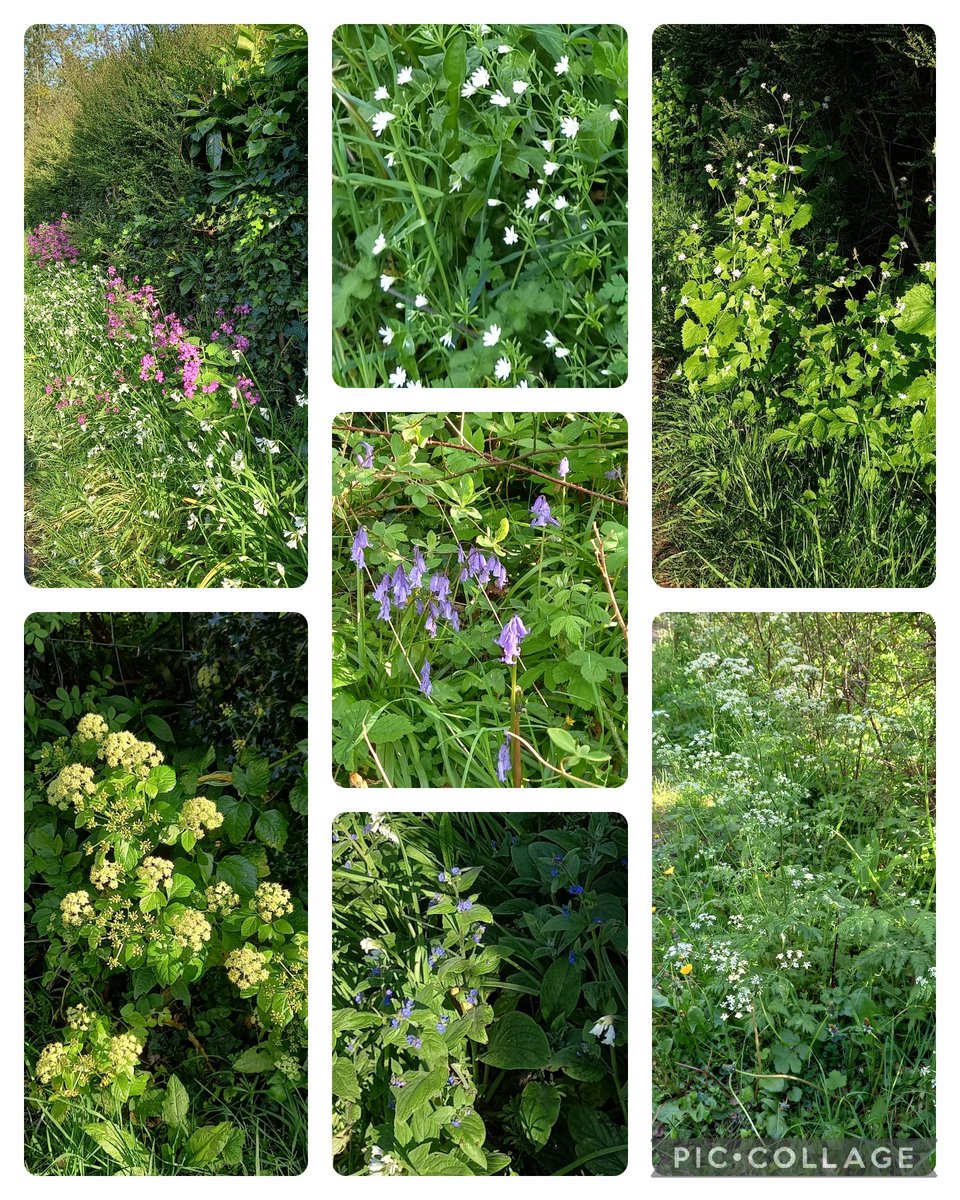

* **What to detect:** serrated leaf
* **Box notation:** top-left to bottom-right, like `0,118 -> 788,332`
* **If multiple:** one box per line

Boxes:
218,854 -> 258,898
682,318 -> 708,349
369,712 -> 414,743
893,283 -> 935,338
568,649 -> 608,683
255,808 -> 289,850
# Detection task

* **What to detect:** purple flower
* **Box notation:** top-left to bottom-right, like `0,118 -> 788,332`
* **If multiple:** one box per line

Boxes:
605,466 -> 622,481
419,660 -> 432,698
392,563 -> 411,607
400,998 -> 415,1018
430,572 -> 450,600
568,951 -> 576,964
357,441 -> 374,468
407,1035 -> 422,1048
530,495 -> 560,527
497,739 -> 511,782
351,525 -> 369,568
457,900 -> 473,913
451,867 -> 460,876
558,457 -> 570,478
410,546 -> 427,587
372,572 -> 392,621
550,866 -> 559,877
451,1118 -> 462,1127
488,556 -> 508,588
425,604 -> 438,637
467,546 -> 485,579
467,988 -> 478,1005
496,614 -> 530,664
438,872 -> 446,883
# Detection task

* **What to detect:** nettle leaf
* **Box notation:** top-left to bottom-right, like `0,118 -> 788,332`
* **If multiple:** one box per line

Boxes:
162,1074 -> 190,1130
220,797 -> 253,842
519,1081 -> 562,1148
479,1010 -> 550,1069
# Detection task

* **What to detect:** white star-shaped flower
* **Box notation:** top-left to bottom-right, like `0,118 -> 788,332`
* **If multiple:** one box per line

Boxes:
504,226 -> 518,245
543,331 -> 559,348
483,324 -> 501,347
497,44 -> 512,54
372,233 -> 386,255
489,91 -> 510,108
388,366 -> 407,388
495,357 -> 511,380
542,139 -> 554,151
543,160 -> 559,176
609,108 -> 620,122
440,332 -> 454,349
415,294 -> 428,308
554,56 -> 569,75
561,116 -> 579,139
553,195 -> 568,210
379,325 -> 394,345
372,111 -> 395,137
470,66 -> 490,89
461,82 -> 477,98
525,187 -> 539,209
380,274 -> 395,291
396,66 -> 413,86
513,80 -> 529,94
385,152 -> 396,167
374,86 -> 389,101
555,346 -> 570,359
449,176 -> 462,192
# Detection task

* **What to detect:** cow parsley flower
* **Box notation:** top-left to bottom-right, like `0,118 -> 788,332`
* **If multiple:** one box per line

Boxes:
483,323 -> 501,347
561,116 -> 579,139
396,66 -> 413,86
372,111 -> 395,137
504,225 -> 518,245
495,357 -> 511,380
554,55 -> 570,75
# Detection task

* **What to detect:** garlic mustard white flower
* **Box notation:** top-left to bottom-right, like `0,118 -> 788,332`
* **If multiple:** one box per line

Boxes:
372,111 -> 395,137
554,56 -> 570,75
495,357 -> 511,380
388,366 -> 407,388
396,66 -> 413,86
504,226 -> 518,245
372,233 -> 386,255
483,324 -> 501,347
561,116 -> 579,139
782,92 -> 791,101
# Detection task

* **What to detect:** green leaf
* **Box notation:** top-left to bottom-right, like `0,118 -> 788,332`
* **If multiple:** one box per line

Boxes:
519,1081 -> 561,1148
84,1123 -> 144,1167
546,727 -> 577,755
681,318 -> 708,350
255,809 -> 289,850
180,830 -> 197,853
369,712 -> 414,743
442,31 -> 467,86
184,1122 -> 234,1168
394,1063 -> 449,1124
893,283 -> 936,338
479,1011 -> 551,1070
145,715 -> 175,743
688,294 -> 723,325
540,956 -> 581,1024
147,764 -> 177,794
221,798 -> 253,842
790,203 -> 813,230
332,1055 -> 361,1100
162,1074 -> 190,1130
234,1046 -> 276,1074
218,855 -> 258,898
568,649 -> 609,683
221,1127 -> 246,1166
168,873 -> 195,901
565,1105 -> 627,1175
824,1069 -> 847,1091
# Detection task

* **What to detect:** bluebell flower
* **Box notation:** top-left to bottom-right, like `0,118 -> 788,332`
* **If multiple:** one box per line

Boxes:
457,900 -> 473,913
425,606 -> 437,637
491,839 -> 498,849
568,951 -> 576,964
558,456 -> 570,478
568,885 -> 584,896
357,441 -> 374,469
344,860 -> 352,869
351,525 -> 369,567
496,614 -> 530,664
497,738 -> 511,783
488,554 -> 508,587
530,495 -> 560,527
430,572 -> 450,600
410,545 -> 427,588
468,545 -> 485,578
372,572 -> 392,622
605,466 -> 622,481
419,660 -> 432,698
392,563 -> 411,607
415,598 -> 424,615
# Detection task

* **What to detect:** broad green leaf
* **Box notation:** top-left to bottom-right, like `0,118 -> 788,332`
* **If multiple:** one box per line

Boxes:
84,1123 -> 144,1167
145,715 -> 175,743
147,764 -> 177,793
255,808 -> 289,849
162,1074 -> 190,1130
682,318 -> 708,350
394,1063 -> 448,1124
519,1081 -> 561,1148
332,1055 -> 361,1100
369,712 -> 414,743
168,873 -> 194,900
540,956 -> 580,1024
234,1046 -> 276,1074
184,1122 -> 234,1167
217,854 -> 258,898
546,727 -> 577,755
790,203 -> 812,230
479,1010 -> 550,1070
893,283 -> 935,338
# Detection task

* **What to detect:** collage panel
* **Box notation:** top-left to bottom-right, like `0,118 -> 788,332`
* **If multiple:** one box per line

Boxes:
333,810 -> 628,1176
652,24 -> 935,587
24,24 -> 307,588
24,612 -> 308,1174
333,23 -> 627,389
332,411 -> 627,788
652,612 -> 935,1176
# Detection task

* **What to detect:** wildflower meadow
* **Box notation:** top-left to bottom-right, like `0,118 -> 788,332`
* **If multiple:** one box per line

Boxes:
653,614 -> 935,1162
333,24 -> 627,387
332,412 -> 627,787
24,25 -> 307,587
653,25 -> 935,586
333,811 -> 627,1175
25,613 -> 307,1175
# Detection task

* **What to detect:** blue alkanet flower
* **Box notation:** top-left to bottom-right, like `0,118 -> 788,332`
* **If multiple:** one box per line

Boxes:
351,525 -> 369,567
451,867 -> 461,876
558,456 -> 570,478
457,900 -> 473,913
568,951 -> 576,964
496,614 -> 530,664
568,884 -> 584,896
550,866 -> 559,877
407,1035 -> 422,1048
438,871 -> 446,883
419,660 -> 432,697
530,495 -> 560,527
400,998 -> 414,1019
357,441 -> 374,468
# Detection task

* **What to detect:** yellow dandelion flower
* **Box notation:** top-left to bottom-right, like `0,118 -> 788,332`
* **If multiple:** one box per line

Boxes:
680,963 -> 693,976
663,866 -> 674,876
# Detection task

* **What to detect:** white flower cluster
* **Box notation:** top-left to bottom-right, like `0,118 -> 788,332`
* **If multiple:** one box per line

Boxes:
776,948 -> 812,970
